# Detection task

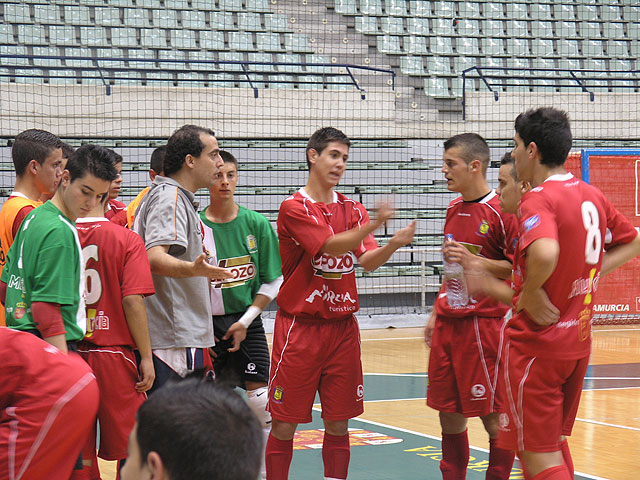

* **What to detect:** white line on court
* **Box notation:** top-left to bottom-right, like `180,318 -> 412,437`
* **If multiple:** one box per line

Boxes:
309,407 -> 609,480
574,418 -> 640,432
364,373 -> 640,380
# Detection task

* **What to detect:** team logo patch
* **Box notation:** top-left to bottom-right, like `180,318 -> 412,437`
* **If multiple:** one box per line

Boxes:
246,234 -> 257,253
311,252 -> 355,279
272,385 -> 284,404
512,237 -> 518,250
499,413 -> 510,429
523,215 -> 540,233
14,301 -> 26,320
214,255 -> 256,288
357,384 -> 364,399
471,384 -> 486,398
245,362 -> 257,374
477,219 -> 490,236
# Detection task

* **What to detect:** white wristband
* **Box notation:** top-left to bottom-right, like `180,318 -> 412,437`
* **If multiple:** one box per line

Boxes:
237,305 -> 262,328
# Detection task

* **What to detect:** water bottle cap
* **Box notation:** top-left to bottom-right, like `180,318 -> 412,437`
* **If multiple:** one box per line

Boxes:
445,234 -> 454,241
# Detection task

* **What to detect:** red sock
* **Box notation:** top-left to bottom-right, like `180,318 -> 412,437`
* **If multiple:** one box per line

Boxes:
531,465 -> 572,480
560,439 -> 574,477
486,439 -> 515,480
265,433 -> 293,480
322,432 -> 350,479
440,430 -> 469,480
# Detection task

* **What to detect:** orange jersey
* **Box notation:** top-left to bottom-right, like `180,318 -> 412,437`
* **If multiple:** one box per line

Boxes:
126,186 -> 150,229
0,193 -> 41,326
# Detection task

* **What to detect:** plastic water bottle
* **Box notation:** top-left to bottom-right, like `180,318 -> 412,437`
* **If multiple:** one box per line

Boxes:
443,234 -> 469,308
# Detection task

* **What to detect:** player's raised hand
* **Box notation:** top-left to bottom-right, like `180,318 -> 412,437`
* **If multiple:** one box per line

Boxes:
135,356 -> 156,393
389,219 -> 417,248
192,253 -> 233,281
517,287 -> 560,326
223,321 -> 248,352
372,202 -> 394,227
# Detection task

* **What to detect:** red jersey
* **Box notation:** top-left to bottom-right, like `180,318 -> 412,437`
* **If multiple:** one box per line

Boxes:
277,189 -> 378,320
511,173 -> 637,359
77,217 -> 155,347
435,191 -> 518,319
106,199 -> 127,226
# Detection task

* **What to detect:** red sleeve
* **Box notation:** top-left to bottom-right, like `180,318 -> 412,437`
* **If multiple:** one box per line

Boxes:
0,280 -> 6,306
109,209 -> 128,227
502,212 -> 519,262
32,301 -> 66,338
603,194 -> 638,249
279,198 -> 333,257
518,191 -> 558,252
12,205 -> 35,238
121,232 -> 155,297
348,202 -> 378,257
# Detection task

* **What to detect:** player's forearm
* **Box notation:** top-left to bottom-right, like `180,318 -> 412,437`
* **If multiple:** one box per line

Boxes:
44,334 -> 68,354
483,276 -> 515,305
358,242 -> 398,271
251,293 -> 272,311
147,246 -> 198,278
321,222 -> 379,257
122,294 -> 153,360
521,238 -> 559,294
601,232 -> 640,276
478,258 -> 513,280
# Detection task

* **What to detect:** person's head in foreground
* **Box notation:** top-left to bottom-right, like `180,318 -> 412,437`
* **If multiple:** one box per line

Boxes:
121,378 -> 263,480
496,152 -> 530,215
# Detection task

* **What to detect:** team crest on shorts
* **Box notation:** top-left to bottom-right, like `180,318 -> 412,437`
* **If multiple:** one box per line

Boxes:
356,384 -> 364,400
272,385 -> 284,404
499,413 -> 510,430
471,383 -> 486,399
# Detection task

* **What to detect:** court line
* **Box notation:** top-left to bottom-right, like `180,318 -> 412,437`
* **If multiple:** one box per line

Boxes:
364,373 -> 640,381
311,408 -> 608,480
574,418 -> 640,432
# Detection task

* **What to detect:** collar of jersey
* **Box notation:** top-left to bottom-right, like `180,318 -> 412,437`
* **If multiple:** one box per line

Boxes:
544,172 -> 574,183
299,187 -> 338,204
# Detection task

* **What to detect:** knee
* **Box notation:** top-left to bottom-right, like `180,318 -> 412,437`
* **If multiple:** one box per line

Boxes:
323,420 -> 349,437
480,413 -> 500,438
271,419 -> 297,441
439,412 -> 467,434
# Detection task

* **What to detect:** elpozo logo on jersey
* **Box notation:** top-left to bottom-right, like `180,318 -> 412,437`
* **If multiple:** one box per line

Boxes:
215,255 -> 256,288
311,252 -> 355,279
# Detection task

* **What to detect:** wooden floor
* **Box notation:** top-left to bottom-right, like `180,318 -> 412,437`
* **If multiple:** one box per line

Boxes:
99,324 -> 640,480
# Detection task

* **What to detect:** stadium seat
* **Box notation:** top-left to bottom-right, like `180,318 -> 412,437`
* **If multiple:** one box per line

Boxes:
18,25 -> 45,45
159,50 -> 186,69
557,58 -> 580,71
505,19 -> 527,38
457,19 -> 480,37
0,25 -> 15,45
608,39 -> 630,58
182,11 -> 206,30
64,47 -> 94,67
531,38 -> 554,57
506,37 -> 529,56
431,37 -> 453,55
553,4 -> 575,21
510,57 -> 531,70
459,2 -> 481,19
531,58 -> 555,70
152,9 -> 178,28
165,0 -> 190,9
65,6 -> 91,25
360,0 -> 383,16
171,30 -> 197,49
284,33 -> 312,52
0,67 -> 11,83
177,72 -> 207,87
482,37 -> 504,56
141,29 -> 168,48
189,50 -> 214,70
256,32 -> 283,52
356,16 -> 379,34
377,35 -> 402,54
276,53 -> 302,72
0,45 -> 29,65
32,46 -> 62,67
229,32 -> 255,51
96,48 -> 125,68
14,68 -> 44,84
556,21 -> 578,38
603,23 -> 626,40
453,56 -> 475,74
481,56 -> 503,69
557,40 -> 580,58
210,12 -> 236,30
48,69 -> 76,85
49,25 -> 77,46
200,31 -> 225,50
582,39 -> 605,57
400,56 -> 425,75
409,0 -> 430,17
219,0 -> 244,12
111,28 -> 138,48
630,41 -> 640,59
424,77 -> 450,97
580,21 -> 601,39
484,19 -> 505,37
238,12 -> 264,31
381,17 -> 404,34
305,53 -> 331,73
127,50 -> 155,69
406,18 -> 429,36
433,1 -> 454,18
530,3 -> 551,20
298,75 -> 324,90
583,58 -> 608,77
600,5 -> 622,22
264,14 -> 291,32
404,36 -> 427,55
4,4 -> 31,24
506,3 -> 528,21
248,52 -> 275,71
334,0 -> 358,16
35,5 -> 62,24
124,9 -> 150,28
531,21 -> 553,39
450,76 -> 464,97
576,5 -> 597,22
610,59 -> 633,73
433,18 -> 454,36
457,37 -> 479,56
623,5 -> 640,22
426,57 -> 451,76
191,0 -> 217,11
95,8 -> 122,26
146,71 -> 175,86
385,0 -> 408,17
245,0 -> 271,13
483,3 -> 504,19
219,51 -> 245,71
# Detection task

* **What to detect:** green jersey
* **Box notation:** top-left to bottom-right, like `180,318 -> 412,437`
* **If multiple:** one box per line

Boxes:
1,201 -> 85,341
200,205 -> 282,315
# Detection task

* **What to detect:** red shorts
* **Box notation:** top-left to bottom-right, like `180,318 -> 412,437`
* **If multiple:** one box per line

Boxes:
427,315 -> 507,417
78,342 -> 146,460
267,311 -> 364,424
0,351 -> 99,480
496,340 -> 589,453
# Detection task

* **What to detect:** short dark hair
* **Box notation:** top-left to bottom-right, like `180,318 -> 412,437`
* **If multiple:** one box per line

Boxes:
514,107 -> 572,167
150,145 -> 167,174
66,144 -> 119,183
60,142 -> 75,160
305,127 -> 351,169
219,150 -> 237,167
136,379 -> 262,480
12,129 -> 63,176
500,152 -> 518,180
443,133 -> 490,173
165,125 -> 217,176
